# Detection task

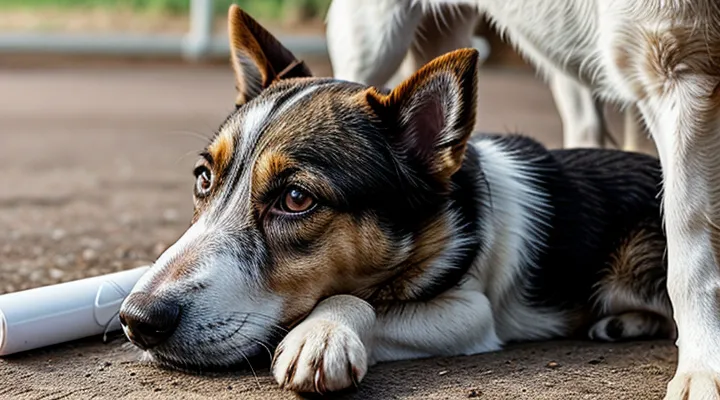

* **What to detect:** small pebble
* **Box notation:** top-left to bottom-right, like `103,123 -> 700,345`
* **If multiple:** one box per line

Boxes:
51,229 -> 66,240
49,268 -> 64,280
82,248 -> 98,262
468,389 -> 481,398
438,370 -> 449,376
546,361 -> 560,369
29,270 -> 43,282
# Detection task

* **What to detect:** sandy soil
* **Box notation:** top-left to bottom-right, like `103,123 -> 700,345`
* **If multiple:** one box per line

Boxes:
0,59 -> 666,399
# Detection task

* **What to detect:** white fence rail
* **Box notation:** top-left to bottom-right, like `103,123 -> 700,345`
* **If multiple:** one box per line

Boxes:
0,0 -> 327,59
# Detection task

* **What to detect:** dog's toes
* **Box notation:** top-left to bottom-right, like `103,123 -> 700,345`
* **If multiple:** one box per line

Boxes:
272,319 -> 368,393
665,371 -> 720,400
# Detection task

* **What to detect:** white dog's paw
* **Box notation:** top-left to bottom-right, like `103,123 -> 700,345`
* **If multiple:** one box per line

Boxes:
665,371 -> 720,400
272,318 -> 368,393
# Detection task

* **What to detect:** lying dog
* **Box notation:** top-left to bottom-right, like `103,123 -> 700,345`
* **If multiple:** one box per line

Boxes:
326,1 -> 720,398
119,7 -> 674,394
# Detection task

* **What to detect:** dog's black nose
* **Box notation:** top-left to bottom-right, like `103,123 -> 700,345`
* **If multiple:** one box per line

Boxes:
119,292 -> 181,350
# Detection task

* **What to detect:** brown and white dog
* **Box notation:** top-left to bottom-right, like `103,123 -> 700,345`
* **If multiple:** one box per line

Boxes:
119,6 -> 677,394
326,1 -> 720,399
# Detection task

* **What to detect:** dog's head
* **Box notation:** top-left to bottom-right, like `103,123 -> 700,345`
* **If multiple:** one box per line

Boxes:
119,5 -> 479,370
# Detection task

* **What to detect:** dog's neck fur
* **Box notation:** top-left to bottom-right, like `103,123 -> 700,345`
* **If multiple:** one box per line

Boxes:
364,145 -> 486,304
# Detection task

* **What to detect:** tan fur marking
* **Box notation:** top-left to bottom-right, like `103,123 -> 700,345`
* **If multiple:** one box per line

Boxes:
267,213 -> 395,324
207,132 -> 235,173
369,214 -> 451,302
596,222 -> 669,317
608,228 -> 664,281
252,150 -> 294,198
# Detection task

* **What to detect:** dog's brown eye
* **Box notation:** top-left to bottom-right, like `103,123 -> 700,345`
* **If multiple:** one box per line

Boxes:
280,187 -> 314,213
194,167 -> 212,197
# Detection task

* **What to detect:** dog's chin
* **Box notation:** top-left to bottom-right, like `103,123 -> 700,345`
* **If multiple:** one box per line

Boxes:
142,342 -> 272,374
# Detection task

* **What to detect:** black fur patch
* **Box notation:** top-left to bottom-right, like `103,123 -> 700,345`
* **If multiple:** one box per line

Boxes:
477,134 -> 664,311
413,144 -> 486,300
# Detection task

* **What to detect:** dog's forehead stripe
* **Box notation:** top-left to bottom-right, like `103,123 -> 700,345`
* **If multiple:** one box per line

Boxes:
205,82 -> 325,226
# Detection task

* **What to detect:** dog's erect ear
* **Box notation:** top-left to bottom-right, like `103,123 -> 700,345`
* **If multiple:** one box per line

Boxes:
228,5 -> 312,106
366,49 -> 479,181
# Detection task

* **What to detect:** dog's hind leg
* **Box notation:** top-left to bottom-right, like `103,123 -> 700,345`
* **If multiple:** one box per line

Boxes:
621,105 -> 653,153
591,220 -> 674,341
589,311 -> 673,341
549,72 -> 608,148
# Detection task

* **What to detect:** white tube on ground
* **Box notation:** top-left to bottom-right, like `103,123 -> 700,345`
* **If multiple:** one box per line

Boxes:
0,266 -> 149,356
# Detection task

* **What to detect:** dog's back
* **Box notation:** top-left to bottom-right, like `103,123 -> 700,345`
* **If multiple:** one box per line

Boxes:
471,134 -> 669,341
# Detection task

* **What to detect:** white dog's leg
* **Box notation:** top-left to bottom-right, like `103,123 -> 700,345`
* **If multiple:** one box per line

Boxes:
326,0 -> 421,86
549,71 -> 607,148
632,62 -> 720,400
273,295 -> 376,393
621,105 -> 652,153
371,289 -> 501,364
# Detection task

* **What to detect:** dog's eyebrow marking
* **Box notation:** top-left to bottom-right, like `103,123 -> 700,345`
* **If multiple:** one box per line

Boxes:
207,134 -> 232,172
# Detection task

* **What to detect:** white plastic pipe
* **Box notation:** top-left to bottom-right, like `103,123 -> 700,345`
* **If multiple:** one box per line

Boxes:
0,266 -> 149,356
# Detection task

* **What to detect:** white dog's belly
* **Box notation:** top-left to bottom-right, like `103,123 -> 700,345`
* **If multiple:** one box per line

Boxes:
424,0 -> 707,104
424,0 -> 603,84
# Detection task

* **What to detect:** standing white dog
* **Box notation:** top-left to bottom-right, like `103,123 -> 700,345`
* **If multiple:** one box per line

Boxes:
326,1 -> 720,399
327,1 -> 654,151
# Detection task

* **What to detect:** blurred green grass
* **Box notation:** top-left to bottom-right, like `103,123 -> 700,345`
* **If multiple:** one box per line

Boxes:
0,0 -> 332,20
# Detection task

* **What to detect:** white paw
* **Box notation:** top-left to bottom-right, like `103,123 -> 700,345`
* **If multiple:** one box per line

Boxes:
665,371 -> 720,400
272,318 -> 368,393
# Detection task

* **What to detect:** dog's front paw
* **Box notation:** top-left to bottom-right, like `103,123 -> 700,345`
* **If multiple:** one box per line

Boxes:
273,318 -> 368,393
665,371 -> 720,400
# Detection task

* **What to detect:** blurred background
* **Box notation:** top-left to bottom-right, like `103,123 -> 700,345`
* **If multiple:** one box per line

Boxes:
0,0 -> 611,292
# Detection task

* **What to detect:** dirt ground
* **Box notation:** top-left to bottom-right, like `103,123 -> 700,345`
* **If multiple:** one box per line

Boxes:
0,57 -> 667,399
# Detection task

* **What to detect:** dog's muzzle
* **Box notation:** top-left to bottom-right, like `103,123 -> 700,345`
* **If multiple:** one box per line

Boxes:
119,292 -> 181,350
